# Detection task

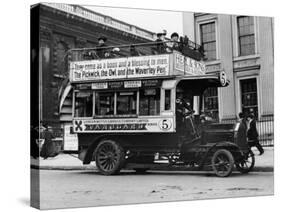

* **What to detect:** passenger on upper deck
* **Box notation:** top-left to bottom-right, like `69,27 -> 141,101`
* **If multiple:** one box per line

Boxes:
95,36 -> 110,58
167,32 -> 182,52
84,36 -> 121,59
130,45 -> 141,56
153,30 -> 168,54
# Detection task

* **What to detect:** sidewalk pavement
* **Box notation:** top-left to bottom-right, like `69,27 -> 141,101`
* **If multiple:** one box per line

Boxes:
31,147 -> 274,172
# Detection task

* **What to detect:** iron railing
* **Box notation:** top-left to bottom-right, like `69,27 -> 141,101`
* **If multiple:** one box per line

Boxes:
66,40 -> 205,63
221,116 -> 274,146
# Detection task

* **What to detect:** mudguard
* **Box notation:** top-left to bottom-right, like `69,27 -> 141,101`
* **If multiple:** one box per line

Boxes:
198,141 -> 241,169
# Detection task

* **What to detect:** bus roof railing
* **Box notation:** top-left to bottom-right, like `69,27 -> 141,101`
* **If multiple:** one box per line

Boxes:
65,39 -> 205,62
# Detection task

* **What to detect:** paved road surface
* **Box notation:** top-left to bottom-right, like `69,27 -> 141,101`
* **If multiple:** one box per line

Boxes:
32,169 -> 274,210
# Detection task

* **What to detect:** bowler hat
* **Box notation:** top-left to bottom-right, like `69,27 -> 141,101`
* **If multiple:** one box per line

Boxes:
156,30 -> 167,37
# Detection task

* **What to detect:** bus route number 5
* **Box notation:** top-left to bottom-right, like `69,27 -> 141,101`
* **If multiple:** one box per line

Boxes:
159,119 -> 172,131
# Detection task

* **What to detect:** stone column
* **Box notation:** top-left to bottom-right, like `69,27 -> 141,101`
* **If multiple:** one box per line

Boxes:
217,14 -> 237,121
258,17 -> 274,117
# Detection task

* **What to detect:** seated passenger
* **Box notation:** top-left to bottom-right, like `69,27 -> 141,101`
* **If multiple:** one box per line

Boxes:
95,36 -> 110,58
167,32 -> 182,52
153,30 -> 168,54
130,45 -> 140,56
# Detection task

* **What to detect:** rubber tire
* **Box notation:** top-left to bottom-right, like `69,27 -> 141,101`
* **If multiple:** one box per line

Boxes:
211,149 -> 234,177
236,150 -> 255,174
95,140 -> 125,175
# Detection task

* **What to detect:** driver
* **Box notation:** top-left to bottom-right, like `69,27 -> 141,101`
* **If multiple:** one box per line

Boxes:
176,96 -> 196,139
176,97 -> 194,117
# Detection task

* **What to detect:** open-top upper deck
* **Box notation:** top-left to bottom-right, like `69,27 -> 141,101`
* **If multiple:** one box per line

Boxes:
69,50 -> 206,83
67,40 -> 206,83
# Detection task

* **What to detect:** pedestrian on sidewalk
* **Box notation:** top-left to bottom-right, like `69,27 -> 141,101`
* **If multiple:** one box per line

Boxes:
247,113 -> 264,155
237,112 -> 249,153
30,125 -> 39,159
40,124 -> 58,159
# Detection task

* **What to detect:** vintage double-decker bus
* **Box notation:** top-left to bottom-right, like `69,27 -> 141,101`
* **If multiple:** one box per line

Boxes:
59,41 -> 254,177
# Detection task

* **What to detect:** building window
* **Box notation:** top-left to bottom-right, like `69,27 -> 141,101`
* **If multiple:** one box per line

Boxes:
200,22 -> 216,61
237,16 -> 255,56
203,87 -> 219,120
240,78 -> 258,118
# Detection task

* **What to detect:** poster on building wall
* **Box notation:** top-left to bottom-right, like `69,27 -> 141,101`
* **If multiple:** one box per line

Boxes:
63,124 -> 78,151
70,54 -> 170,82
73,117 -> 174,133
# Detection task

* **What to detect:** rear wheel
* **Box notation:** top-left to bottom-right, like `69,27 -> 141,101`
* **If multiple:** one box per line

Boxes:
95,140 -> 125,175
211,149 -> 234,177
236,150 -> 255,173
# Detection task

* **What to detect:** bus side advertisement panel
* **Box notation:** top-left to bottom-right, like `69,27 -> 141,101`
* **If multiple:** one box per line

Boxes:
72,117 -> 175,133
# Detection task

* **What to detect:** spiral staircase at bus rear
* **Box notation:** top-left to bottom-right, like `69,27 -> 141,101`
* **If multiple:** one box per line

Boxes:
58,78 -> 73,124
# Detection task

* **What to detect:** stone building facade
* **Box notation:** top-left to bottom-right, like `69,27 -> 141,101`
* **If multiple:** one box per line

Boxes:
183,12 -> 274,122
33,3 -> 156,128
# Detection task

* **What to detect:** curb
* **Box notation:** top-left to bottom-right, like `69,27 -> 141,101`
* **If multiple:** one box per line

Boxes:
30,164 -> 96,171
31,164 -> 273,172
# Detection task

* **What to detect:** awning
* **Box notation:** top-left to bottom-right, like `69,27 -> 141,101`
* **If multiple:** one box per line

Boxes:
176,73 -> 230,88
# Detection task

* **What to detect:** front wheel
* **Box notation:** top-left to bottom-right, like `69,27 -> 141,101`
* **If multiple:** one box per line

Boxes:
236,150 -> 255,174
95,140 -> 125,175
211,149 -> 234,177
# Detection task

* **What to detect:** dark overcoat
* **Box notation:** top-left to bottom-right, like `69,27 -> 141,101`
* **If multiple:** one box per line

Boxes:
40,129 -> 56,159
237,118 -> 249,151
247,119 -> 259,140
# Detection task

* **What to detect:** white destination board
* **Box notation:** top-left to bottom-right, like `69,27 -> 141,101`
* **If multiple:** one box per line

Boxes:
73,117 -> 174,133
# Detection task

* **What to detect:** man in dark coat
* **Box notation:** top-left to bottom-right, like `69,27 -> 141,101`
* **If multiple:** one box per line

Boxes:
95,36 -> 110,58
237,112 -> 249,153
247,113 -> 264,155
40,124 -> 57,159
154,30 -> 168,54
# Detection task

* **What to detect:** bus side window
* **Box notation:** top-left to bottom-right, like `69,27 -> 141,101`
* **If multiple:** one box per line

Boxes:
117,91 -> 137,115
139,88 -> 160,115
74,91 -> 93,117
95,92 -> 114,115
164,89 -> 171,110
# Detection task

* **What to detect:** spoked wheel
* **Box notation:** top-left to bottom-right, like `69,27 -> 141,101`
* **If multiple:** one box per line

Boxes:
236,150 -> 255,174
95,140 -> 125,175
211,149 -> 234,177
